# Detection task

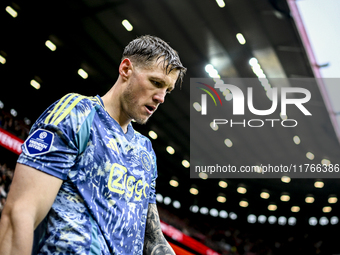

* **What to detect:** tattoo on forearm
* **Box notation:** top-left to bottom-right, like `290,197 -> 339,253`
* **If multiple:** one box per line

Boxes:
143,204 -> 175,255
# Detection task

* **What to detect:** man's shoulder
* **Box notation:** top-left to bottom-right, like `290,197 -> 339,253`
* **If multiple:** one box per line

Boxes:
43,93 -> 101,126
54,93 -> 100,112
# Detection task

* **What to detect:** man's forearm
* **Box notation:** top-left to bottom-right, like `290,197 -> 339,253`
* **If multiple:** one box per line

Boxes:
0,208 -> 34,255
143,204 -> 175,255
0,164 -> 62,255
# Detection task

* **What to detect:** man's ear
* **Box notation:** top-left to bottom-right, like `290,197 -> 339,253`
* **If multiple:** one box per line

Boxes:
119,58 -> 133,80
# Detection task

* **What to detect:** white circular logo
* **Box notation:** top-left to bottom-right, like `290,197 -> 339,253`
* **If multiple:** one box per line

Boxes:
140,150 -> 152,172
39,132 -> 47,139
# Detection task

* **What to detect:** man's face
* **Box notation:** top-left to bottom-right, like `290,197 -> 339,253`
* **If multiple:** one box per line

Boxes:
121,59 -> 179,125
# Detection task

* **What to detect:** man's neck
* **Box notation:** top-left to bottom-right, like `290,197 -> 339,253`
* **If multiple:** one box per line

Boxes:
101,86 -> 130,133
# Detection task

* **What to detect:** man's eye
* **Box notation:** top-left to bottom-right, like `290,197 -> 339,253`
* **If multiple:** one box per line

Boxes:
152,81 -> 161,87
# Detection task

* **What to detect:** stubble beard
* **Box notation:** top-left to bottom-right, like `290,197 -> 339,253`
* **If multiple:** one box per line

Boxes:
122,83 -> 150,125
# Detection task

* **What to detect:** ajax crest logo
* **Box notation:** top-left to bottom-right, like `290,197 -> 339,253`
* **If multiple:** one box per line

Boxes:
140,150 -> 152,172
25,129 -> 54,156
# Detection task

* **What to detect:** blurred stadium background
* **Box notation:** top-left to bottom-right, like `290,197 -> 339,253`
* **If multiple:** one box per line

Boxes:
1,0 -> 340,254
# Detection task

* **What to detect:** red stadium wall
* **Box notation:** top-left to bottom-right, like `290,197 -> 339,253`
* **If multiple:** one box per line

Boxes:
161,220 -> 221,255
0,127 -> 23,155
168,241 -> 195,255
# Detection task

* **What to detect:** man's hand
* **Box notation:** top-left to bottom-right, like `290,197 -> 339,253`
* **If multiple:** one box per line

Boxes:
143,203 -> 175,255
0,163 -> 62,255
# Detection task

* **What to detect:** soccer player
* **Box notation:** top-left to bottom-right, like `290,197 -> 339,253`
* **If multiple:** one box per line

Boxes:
0,35 -> 186,255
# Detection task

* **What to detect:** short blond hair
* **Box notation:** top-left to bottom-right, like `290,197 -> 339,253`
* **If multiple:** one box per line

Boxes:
122,35 -> 187,86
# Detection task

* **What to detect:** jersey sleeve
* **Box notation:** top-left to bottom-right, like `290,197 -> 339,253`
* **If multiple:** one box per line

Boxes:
17,93 -> 93,180
148,148 -> 158,204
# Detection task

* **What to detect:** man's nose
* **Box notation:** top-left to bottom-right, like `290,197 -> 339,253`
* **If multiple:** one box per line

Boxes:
153,89 -> 166,104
